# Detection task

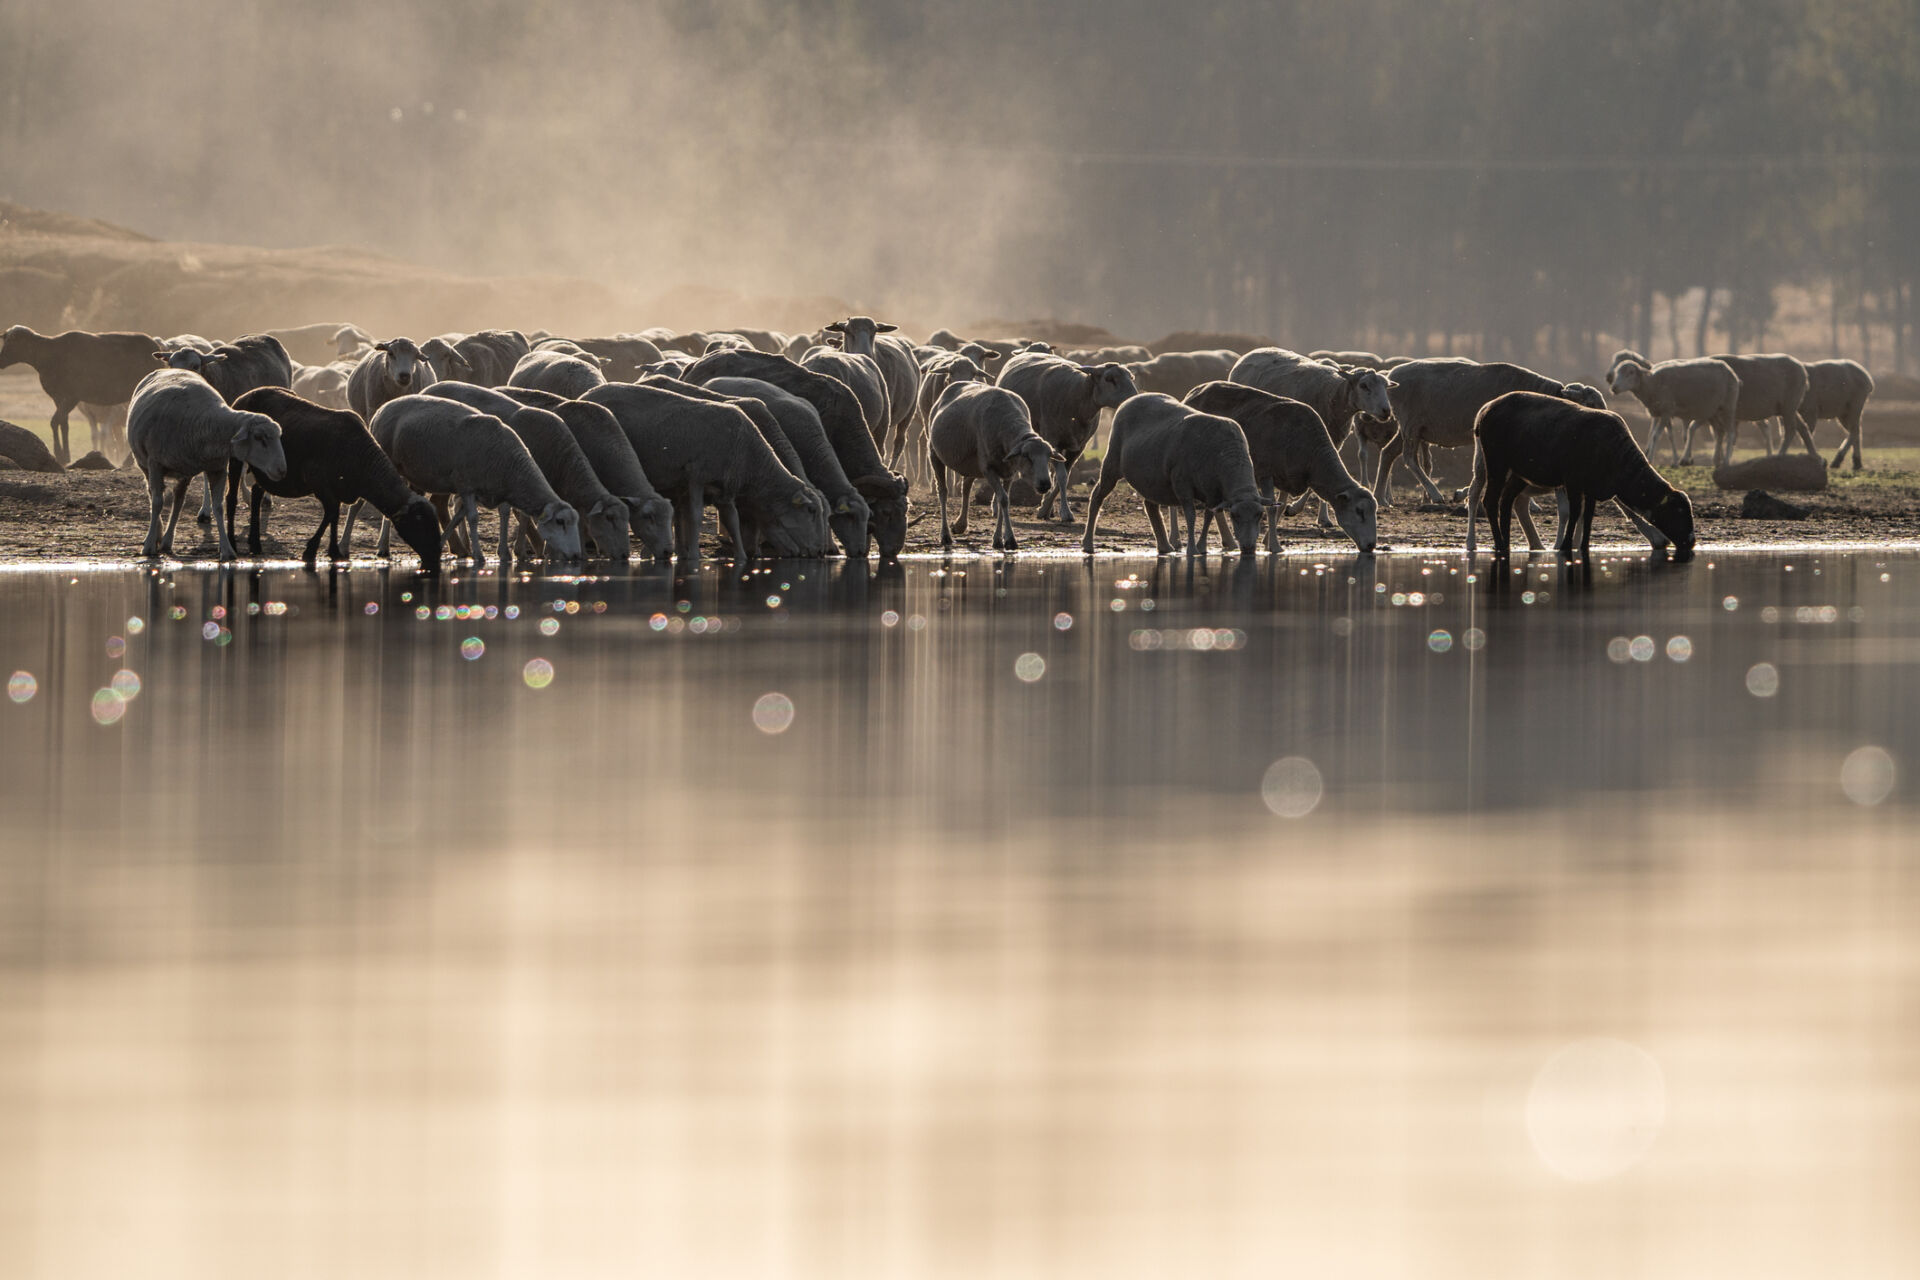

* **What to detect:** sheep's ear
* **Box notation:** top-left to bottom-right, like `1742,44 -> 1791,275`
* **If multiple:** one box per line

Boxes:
374,341 -> 392,352
790,491 -> 807,507
877,322 -> 897,333
1383,379 -> 1399,390
1050,449 -> 1068,464
152,351 -> 170,362
824,321 -> 845,333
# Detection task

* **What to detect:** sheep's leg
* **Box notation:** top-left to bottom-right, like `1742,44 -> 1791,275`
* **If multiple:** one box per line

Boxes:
161,475 -> 193,555
49,401 -> 73,466
495,503 -> 513,567
205,467 -> 237,561
1143,503 -> 1173,555
140,467 -> 167,558
719,501 -> 749,563
1405,441 -> 1449,505
340,499 -> 363,557
1079,471 -> 1117,554
987,475 -> 1013,551
685,482 -> 707,566
1263,482 -> 1280,554
952,477 -> 972,535
303,501 -> 331,565
933,457 -> 954,548
1491,474 -> 1523,558
1678,419 -> 1698,466
1047,452 -> 1077,524
1785,408 -> 1820,458
1370,432 -> 1402,505
459,496 -> 483,568
223,459 -> 244,538
1616,501 -> 1668,550
1833,410 -> 1862,471
1552,489 -> 1575,553
1576,492 -> 1597,562
1516,495 -> 1545,552
1282,491 -> 1312,518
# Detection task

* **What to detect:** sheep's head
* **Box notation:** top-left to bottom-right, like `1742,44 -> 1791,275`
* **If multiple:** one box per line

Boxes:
628,495 -> 676,561
1648,489 -> 1695,560
421,338 -> 470,381
376,338 -> 428,390
1018,339 -> 1053,354
825,316 -> 894,357
232,414 -> 287,482
768,486 -> 832,557
535,501 -> 583,562
1560,382 -> 1608,410
1006,437 -> 1060,493
583,496 -> 632,562
1089,362 -> 1137,410
333,325 -> 369,356
1347,368 -> 1395,419
0,324 -> 32,363
159,347 -> 210,372
1330,488 -> 1378,553
390,495 -> 444,565
958,343 -> 998,373
1607,361 -> 1645,394
1226,497 -> 1267,555
854,472 -> 909,561
828,491 -> 872,559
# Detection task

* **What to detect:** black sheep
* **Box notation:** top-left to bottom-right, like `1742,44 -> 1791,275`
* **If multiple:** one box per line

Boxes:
1470,391 -> 1694,561
232,388 -> 442,567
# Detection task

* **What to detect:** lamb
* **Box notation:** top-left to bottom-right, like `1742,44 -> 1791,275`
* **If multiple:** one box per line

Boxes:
1081,393 -> 1267,556
127,369 -> 288,561
1370,359 -> 1601,505
1800,358 -> 1874,470
926,383 -> 1062,550
682,348 -> 910,560
1468,391 -> 1694,562
370,394 -> 583,567
1606,356 -> 1741,467
583,383 -> 831,564
230,387 -> 441,566
509,349 -> 607,399
1182,381 -> 1377,552
347,338 -> 439,421
801,347 -> 891,446
290,363 -> 352,411
0,325 -> 162,463
705,376 -> 874,558
424,383 -> 632,562
493,386 -> 675,560
994,353 -> 1139,522
1125,350 -> 1238,398
262,322 -> 367,368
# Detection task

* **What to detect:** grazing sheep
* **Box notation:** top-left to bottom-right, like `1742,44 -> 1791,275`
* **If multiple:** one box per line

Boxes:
494,386 -> 675,560
584,383 -> 830,563
510,349 -> 607,399
1801,358 -> 1874,470
371,394 -> 583,567
1371,359 -> 1598,505
1606,356 -> 1741,466
870,335 -> 924,470
1182,381 -> 1377,552
0,325 -> 161,464
1469,391 -> 1694,561
801,347 -> 891,445
425,383 -> 632,561
926,383 -> 1062,550
706,376 -> 873,558
682,349 -> 909,559
262,322 -> 366,368
1082,393 -> 1266,556
1126,350 -> 1238,398
127,369 -> 287,560
348,338 -> 439,421
231,387 -> 441,566
915,351 -> 992,475
290,363 -> 352,411
995,353 -> 1139,522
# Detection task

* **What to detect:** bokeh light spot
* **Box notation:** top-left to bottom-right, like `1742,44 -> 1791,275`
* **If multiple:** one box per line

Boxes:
1261,757 -> 1323,818
1841,746 -> 1896,807
752,692 -> 795,734
1526,1039 -> 1667,1182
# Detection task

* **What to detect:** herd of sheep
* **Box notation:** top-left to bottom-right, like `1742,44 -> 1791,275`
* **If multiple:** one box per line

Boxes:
0,316 -> 1882,569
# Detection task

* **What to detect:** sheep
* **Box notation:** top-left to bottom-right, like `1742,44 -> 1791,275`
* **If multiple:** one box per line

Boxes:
1125,350 -> 1238,399
159,334 -> 297,526
1712,353 -> 1817,458
1800,358 -> 1874,470
0,325 -> 162,464
348,338 -> 439,421
290,363 -> 352,411
925,328 -> 964,351
370,394 -> 583,567
705,376 -> 874,558
916,352 -> 991,453
801,347 -> 891,447
565,334 -> 664,382
1468,391 -> 1694,562
927,382 -> 1062,550
418,334 -> 470,381
493,386 -> 675,561
583,383 -> 830,564
870,335 -> 923,470
634,374 -> 832,556
262,322 -> 366,368
1082,393 -> 1267,556
702,334 -> 754,354
641,352 -> 697,377
1606,356 -> 1741,467
1370,359 -> 1602,505
332,325 -> 372,357
425,382 -> 632,562
127,369 -> 287,561
1182,381 -> 1377,552
509,349 -> 607,399
1227,349 -> 1397,470
230,387 -> 441,566
1309,350 -> 1390,370
994,353 -> 1139,522
682,349 -> 910,559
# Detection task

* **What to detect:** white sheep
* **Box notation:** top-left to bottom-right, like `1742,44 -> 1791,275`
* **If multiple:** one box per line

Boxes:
127,369 -> 287,561
1800,358 -> 1875,471
1606,356 -> 1741,466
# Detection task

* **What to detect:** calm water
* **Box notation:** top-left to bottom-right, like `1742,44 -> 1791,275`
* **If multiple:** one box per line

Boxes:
0,549 -> 1916,1279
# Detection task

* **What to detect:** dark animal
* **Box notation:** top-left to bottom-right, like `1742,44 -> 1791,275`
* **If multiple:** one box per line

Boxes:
0,325 -> 161,464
